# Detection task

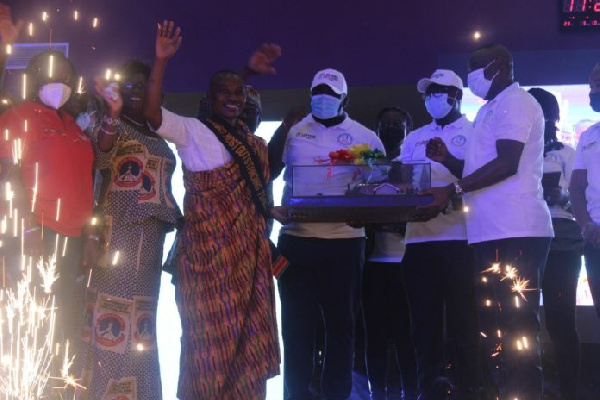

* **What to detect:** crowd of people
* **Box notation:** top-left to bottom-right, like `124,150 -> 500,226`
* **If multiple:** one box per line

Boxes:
1,5 -> 600,400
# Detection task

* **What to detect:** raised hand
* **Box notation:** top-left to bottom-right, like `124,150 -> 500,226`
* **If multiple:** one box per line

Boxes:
94,76 -> 123,117
156,20 -> 182,59
247,43 -> 281,75
0,3 -> 23,45
425,137 -> 449,164
283,106 -> 309,129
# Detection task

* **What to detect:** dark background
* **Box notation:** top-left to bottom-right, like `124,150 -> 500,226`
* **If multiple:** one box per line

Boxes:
4,0 -> 600,126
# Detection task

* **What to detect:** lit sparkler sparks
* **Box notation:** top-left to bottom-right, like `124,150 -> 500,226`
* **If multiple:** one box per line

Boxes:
482,262 -> 501,275
501,264 -> 517,281
42,11 -> 49,22
22,74 -> 27,100
50,340 -> 85,392
73,11 -> 80,21
37,254 -> 58,295
28,22 -> 34,37
77,77 -> 84,94
48,55 -> 54,78
5,44 -> 12,55
491,343 -> 502,357
0,256 -> 58,399
511,277 -> 535,301
55,198 -> 61,222
111,251 -> 120,266
92,17 -> 99,28
104,68 -> 112,81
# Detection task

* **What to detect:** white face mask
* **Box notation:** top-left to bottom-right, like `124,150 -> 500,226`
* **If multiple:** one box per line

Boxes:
75,111 -> 96,132
38,82 -> 72,109
424,93 -> 454,119
467,61 -> 498,99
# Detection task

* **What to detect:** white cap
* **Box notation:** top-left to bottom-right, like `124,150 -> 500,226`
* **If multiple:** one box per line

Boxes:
417,69 -> 463,93
311,68 -> 348,95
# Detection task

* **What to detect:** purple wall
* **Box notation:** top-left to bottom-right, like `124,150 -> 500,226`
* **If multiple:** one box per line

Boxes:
5,0 -> 600,93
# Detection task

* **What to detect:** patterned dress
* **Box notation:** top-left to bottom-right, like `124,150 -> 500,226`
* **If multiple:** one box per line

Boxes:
80,118 -> 181,400
170,120 -> 280,400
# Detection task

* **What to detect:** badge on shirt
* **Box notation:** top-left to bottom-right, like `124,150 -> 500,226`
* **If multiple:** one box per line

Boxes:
450,135 -> 467,146
337,133 -> 353,145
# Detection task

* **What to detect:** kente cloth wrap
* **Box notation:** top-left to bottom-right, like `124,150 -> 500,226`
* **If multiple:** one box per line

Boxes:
172,124 -> 280,399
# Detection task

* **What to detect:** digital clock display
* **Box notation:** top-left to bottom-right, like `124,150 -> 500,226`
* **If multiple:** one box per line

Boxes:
562,0 -> 600,28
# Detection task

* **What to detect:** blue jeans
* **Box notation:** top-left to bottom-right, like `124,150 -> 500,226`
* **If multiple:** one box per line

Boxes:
278,234 -> 365,400
473,237 -> 551,400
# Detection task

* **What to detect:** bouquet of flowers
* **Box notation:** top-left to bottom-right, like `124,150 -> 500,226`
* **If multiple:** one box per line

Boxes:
328,143 -> 386,165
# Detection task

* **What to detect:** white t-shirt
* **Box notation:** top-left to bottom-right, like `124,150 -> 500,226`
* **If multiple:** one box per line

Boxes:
462,83 -> 553,244
154,107 -> 238,171
544,144 -> 575,220
368,231 -> 406,263
399,116 -> 471,243
573,122 -> 600,224
281,114 -> 385,239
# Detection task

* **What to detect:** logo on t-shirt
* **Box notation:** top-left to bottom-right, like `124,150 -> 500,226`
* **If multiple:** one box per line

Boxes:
296,131 -> 317,140
337,133 -> 353,145
115,157 -> 143,187
95,313 -> 126,347
450,135 -> 467,147
134,313 -> 155,345
138,171 -> 157,201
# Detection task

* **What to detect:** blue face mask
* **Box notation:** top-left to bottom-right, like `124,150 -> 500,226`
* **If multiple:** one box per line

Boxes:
311,94 -> 342,119
424,94 -> 454,119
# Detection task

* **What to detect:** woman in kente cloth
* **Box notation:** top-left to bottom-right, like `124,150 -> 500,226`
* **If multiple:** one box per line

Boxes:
144,21 -> 281,399
79,60 -> 181,399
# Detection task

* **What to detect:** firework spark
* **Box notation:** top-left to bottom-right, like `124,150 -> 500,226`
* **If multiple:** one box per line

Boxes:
501,264 -> 517,281
511,277 -> 535,301
482,262 -> 501,275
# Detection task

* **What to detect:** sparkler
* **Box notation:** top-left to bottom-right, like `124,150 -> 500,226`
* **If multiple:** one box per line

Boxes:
482,262 -> 501,275
501,264 -> 517,281
42,11 -> 49,22
511,277 -> 535,301
55,198 -> 61,222
22,74 -> 27,100
92,17 -> 99,28
28,22 -> 34,37
73,11 -> 80,21
111,251 -> 120,266
0,256 -> 58,399
5,44 -> 12,55
48,55 -> 54,78
77,77 -> 84,94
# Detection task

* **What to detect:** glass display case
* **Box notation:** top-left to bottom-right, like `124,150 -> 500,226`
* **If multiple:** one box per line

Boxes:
281,161 -> 433,223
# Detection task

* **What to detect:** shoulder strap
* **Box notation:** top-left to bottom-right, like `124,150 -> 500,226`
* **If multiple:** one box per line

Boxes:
203,118 -> 270,220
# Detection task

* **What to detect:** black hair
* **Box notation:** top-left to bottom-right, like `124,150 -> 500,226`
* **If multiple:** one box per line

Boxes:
475,43 -> 513,67
208,69 -> 243,93
528,87 -> 560,122
528,87 -> 564,155
377,106 -> 413,132
119,59 -> 151,81
25,50 -> 77,97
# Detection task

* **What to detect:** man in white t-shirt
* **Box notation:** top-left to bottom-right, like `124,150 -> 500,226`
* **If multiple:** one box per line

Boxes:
569,63 -> 600,320
278,68 -> 385,399
399,69 -> 479,399
422,45 -> 553,399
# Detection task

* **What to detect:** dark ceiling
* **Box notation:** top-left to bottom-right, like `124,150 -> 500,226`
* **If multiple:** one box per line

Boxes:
4,0 -> 600,94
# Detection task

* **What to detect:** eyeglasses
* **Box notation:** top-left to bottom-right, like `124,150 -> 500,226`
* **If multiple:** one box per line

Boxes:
423,86 -> 456,99
120,81 -> 146,91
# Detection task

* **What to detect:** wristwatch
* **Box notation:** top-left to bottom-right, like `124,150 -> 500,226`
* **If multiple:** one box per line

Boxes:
453,181 -> 463,194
